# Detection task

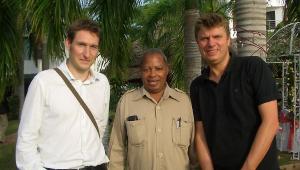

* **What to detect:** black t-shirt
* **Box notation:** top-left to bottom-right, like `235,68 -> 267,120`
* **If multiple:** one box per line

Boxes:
190,56 -> 280,170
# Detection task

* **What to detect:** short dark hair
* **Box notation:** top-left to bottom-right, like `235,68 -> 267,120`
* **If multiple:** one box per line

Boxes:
194,13 -> 230,40
67,19 -> 100,43
140,48 -> 168,67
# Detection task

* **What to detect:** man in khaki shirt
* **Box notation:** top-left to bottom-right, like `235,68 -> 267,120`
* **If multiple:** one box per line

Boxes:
108,48 -> 195,170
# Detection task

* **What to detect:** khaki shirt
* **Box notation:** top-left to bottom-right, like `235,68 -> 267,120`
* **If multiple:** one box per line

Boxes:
108,85 -> 194,170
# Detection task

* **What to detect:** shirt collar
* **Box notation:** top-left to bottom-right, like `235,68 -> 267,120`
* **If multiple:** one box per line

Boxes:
133,84 -> 181,102
58,59 -> 99,84
201,54 -> 236,80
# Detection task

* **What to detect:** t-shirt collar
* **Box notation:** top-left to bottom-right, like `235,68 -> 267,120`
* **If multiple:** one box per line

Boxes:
58,59 -> 99,84
201,54 -> 236,80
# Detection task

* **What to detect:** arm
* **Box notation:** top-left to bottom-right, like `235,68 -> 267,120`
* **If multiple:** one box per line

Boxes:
188,103 -> 198,169
241,100 -> 279,170
100,80 -> 110,144
195,121 -> 214,170
108,98 -> 126,170
16,76 -> 45,170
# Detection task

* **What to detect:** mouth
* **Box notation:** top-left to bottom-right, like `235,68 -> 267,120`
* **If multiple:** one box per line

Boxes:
206,49 -> 218,56
80,59 -> 90,64
147,80 -> 159,86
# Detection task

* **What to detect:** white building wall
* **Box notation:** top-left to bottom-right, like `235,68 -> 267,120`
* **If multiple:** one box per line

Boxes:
24,59 -> 40,74
267,6 -> 284,27
267,0 -> 285,29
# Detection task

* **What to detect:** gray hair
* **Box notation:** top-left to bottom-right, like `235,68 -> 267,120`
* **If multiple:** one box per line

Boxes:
140,48 -> 168,67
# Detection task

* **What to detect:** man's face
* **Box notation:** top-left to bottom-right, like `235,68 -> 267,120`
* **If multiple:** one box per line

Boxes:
65,30 -> 99,73
196,26 -> 230,65
141,54 -> 169,95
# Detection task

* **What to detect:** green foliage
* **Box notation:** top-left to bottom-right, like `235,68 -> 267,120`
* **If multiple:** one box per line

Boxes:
8,95 -> 20,120
0,120 -> 18,170
89,0 -> 139,81
5,120 -> 19,136
267,55 -> 297,117
24,0 -> 85,61
0,143 -> 16,170
133,0 -> 185,89
109,79 -> 141,112
199,0 -> 233,17
132,0 -> 233,89
0,0 -> 22,97
283,0 -> 300,23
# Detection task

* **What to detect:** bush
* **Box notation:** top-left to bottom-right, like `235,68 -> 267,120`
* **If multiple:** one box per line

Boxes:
7,95 -> 19,120
109,80 -> 141,114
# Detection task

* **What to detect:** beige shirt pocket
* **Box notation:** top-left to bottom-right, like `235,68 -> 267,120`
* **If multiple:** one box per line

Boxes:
125,119 -> 146,146
172,117 -> 193,147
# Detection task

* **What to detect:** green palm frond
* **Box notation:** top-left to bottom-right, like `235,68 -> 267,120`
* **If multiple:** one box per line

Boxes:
283,0 -> 300,23
135,0 -> 184,88
25,0 -> 84,61
198,0 -> 233,18
0,0 -> 23,98
90,0 -> 139,81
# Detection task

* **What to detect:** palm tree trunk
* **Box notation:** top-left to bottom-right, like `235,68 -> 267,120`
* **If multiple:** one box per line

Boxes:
42,39 -> 49,70
235,0 -> 267,59
184,7 -> 202,91
18,48 -> 24,118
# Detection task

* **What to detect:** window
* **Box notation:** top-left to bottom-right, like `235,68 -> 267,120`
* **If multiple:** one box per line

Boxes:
267,11 -> 276,30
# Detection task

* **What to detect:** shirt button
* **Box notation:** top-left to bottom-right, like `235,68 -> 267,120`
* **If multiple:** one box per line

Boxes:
158,152 -> 163,158
157,128 -> 162,132
156,106 -> 160,110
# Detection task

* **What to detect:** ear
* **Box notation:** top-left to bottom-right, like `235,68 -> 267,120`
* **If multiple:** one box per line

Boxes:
227,37 -> 231,47
166,64 -> 170,74
65,38 -> 71,50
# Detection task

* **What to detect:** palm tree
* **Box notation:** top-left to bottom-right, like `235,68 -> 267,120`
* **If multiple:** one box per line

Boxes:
184,0 -> 201,90
281,0 -> 300,24
132,0 -> 233,90
0,0 -> 23,103
235,0 -> 267,58
132,0 -> 185,88
24,0 -> 85,69
89,0 -> 139,81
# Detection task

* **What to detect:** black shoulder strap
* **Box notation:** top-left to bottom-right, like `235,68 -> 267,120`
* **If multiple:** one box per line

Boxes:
53,68 -> 100,139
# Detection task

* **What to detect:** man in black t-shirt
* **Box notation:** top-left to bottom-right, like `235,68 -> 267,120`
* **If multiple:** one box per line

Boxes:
190,13 -> 280,170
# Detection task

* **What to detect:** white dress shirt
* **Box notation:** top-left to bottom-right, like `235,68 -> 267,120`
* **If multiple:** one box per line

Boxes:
16,60 -> 110,170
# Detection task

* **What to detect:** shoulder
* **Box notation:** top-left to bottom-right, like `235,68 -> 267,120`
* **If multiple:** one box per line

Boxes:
170,87 -> 190,101
190,75 -> 205,92
191,76 -> 202,86
94,72 -> 109,84
122,88 -> 139,97
117,88 -> 139,105
25,69 -> 60,93
232,56 -> 268,73
245,56 -> 269,71
32,69 -> 58,84
234,55 -> 265,66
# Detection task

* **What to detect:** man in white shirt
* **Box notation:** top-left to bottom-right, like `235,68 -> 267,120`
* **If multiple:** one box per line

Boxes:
16,19 -> 109,170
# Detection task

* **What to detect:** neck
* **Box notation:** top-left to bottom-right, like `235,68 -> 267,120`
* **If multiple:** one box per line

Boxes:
150,92 -> 164,103
208,55 -> 230,83
66,61 -> 90,82
149,85 -> 166,103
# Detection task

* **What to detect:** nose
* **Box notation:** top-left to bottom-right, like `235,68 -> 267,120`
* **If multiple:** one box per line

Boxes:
207,37 -> 215,47
149,69 -> 156,77
83,46 -> 90,57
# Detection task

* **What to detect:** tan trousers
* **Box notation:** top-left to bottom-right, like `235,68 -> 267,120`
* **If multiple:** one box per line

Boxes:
0,114 -> 8,142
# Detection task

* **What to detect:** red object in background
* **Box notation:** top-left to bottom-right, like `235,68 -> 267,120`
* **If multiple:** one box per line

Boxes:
288,120 -> 299,151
